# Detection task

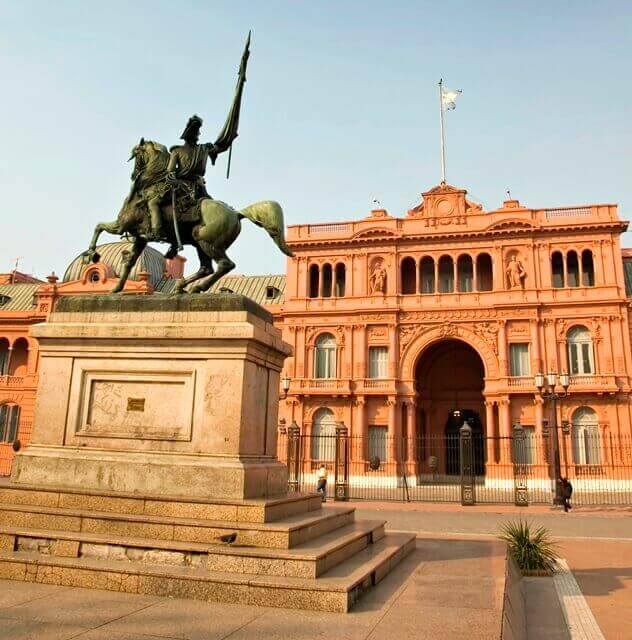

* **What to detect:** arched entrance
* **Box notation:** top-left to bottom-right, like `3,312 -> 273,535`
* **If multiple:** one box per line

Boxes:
415,339 -> 486,475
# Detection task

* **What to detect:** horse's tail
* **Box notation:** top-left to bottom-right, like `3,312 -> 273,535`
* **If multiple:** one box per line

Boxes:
239,200 -> 294,257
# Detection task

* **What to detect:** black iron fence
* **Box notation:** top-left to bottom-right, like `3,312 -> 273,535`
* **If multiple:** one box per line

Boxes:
278,426 -> 632,506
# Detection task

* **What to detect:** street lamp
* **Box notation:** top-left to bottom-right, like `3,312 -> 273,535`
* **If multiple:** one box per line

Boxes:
535,370 -> 570,505
281,374 -> 291,399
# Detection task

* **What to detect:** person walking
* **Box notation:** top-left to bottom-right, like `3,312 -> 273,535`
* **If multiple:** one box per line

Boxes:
560,477 -> 573,512
316,464 -> 328,502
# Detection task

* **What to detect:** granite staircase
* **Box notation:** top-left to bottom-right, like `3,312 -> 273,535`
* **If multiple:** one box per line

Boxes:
0,485 -> 414,612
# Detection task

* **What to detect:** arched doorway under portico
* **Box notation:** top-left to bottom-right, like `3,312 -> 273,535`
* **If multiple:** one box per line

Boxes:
414,339 -> 487,475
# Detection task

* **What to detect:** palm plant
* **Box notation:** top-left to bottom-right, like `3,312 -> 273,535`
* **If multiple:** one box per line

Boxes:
499,519 -> 559,574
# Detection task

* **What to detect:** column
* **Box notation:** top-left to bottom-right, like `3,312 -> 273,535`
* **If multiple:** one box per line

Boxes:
3,346 -> 12,377
388,325 -> 398,379
434,260 -> 439,293
472,256 -> 478,292
453,260 -> 458,293
530,319 -> 542,374
498,398 -> 511,464
498,320 -> 508,376
604,316 -> 615,374
354,397 -> 367,459
562,252 -> 568,288
331,267 -> 337,298
353,325 -> 366,379
387,397 -> 399,461
415,259 -> 420,294
485,400 -> 496,465
406,401 -> 416,461
318,265 -> 324,297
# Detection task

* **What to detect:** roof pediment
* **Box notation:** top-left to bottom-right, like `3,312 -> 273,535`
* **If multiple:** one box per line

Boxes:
486,219 -> 535,231
352,227 -> 398,240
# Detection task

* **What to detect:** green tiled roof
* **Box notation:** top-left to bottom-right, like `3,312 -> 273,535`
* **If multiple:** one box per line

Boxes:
156,274 -> 286,305
0,284 -> 39,311
63,241 -> 167,287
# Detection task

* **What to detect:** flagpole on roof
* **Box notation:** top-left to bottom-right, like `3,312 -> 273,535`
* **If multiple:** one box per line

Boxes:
439,78 -> 446,185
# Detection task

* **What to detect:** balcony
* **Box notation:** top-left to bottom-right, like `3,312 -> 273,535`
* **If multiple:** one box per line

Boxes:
0,374 -> 38,390
355,378 -> 397,395
290,378 -> 352,396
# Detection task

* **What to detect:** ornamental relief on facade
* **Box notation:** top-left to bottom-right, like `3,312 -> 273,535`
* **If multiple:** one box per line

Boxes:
367,325 -> 388,341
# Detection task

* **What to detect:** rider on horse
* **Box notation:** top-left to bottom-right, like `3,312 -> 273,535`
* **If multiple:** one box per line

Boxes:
147,115 -> 229,240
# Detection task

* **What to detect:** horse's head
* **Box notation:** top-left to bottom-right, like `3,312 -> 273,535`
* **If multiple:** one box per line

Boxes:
128,138 -> 169,183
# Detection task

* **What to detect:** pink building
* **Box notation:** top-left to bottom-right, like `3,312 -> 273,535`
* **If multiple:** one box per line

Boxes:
276,183 -> 632,500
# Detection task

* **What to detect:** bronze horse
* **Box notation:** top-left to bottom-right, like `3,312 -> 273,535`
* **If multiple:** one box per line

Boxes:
82,139 -> 293,293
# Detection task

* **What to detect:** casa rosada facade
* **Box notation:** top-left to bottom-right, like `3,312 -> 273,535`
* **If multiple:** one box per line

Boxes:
275,183 -> 632,488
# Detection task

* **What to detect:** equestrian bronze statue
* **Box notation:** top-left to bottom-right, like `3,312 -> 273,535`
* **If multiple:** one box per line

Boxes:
82,33 -> 293,294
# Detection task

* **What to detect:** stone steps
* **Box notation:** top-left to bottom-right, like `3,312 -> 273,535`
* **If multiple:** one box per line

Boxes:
0,485 -> 321,523
0,532 -> 416,612
1,519 -> 386,579
0,502 -> 356,549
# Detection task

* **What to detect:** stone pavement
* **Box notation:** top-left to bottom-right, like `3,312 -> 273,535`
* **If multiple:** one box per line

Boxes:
0,537 -> 505,640
351,502 -> 632,540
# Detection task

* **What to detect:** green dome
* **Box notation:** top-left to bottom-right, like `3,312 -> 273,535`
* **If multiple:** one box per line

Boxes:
63,241 -> 167,287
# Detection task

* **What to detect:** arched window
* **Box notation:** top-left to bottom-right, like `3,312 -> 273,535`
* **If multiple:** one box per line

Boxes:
476,253 -> 493,291
314,333 -> 337,379
567,251 -> 579,287
308,265 -> 319,298
9,338 -> 28,377
582,250 -> 595,286
321,264 -> 333,298
551,252 -> 564,288
457,255 -> 473,293
311,407 -> 337,461
0,404 -> 20,443
0,339 -> 9,376
571,407 -> 600,465
420,257 -> 435,294
400,257 -> 416,294
438,256 -> 454,293
334,263 -> 346,297
567,326 -> 594,375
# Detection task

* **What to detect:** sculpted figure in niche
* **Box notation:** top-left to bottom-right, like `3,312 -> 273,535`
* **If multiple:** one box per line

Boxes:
369,262 -> 387,295
506,255 -> 526,289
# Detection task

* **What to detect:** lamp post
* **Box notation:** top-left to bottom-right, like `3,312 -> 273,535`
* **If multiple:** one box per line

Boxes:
281,373 -> 291,399
535,371 -> 569,505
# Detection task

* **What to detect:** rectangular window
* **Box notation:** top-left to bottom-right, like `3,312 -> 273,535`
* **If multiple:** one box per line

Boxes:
368,347 -> 388,379
512,426 -> 535,464
368,425 -> 387,462
509,344 -> 530,377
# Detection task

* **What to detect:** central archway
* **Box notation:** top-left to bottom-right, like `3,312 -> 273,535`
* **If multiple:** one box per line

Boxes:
415,339 -> 486,475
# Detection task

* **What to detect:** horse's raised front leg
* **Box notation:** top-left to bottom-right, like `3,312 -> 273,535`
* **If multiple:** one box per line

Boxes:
82,221 -> 121,263
172,243 -> 214,294
111,235 -> 146,293
188,246 -> 235,294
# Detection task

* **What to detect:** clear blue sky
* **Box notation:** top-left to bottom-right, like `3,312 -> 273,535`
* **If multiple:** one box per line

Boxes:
1,1 -> 631,278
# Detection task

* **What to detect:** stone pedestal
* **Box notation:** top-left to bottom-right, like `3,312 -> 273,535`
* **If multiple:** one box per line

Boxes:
1,294 -> 415,612
12,294 -> 290,500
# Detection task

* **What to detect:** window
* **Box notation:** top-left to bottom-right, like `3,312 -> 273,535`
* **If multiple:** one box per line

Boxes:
400,258 -> 416,294
368,425 -> 387,462
368,347 -> 388,379
308,265 -> 319,298
476,253 -> 493,291
334,263 -> 346,297
571,407 -> 600,464
420,257 -> 435,293
457,255 -> 473,293
314,333 -> 336,378
582,250 -> 595,286
551,252 -> 564,288
509,344 -> 530,376
265,285 -> 280,300
0,404 -> 20,443
321,264 -> 333,297
89,271 -> 101,283
0,295 -> 10,307
311,408 -> 336,461
0,342 -> 9,376
512,425 -> 536,464
567,326 -> 594,375
567,251 -> 579,287
438,256 -> 454,293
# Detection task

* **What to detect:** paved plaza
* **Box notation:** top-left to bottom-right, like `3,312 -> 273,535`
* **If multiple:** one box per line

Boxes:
0,504 -> 630,639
